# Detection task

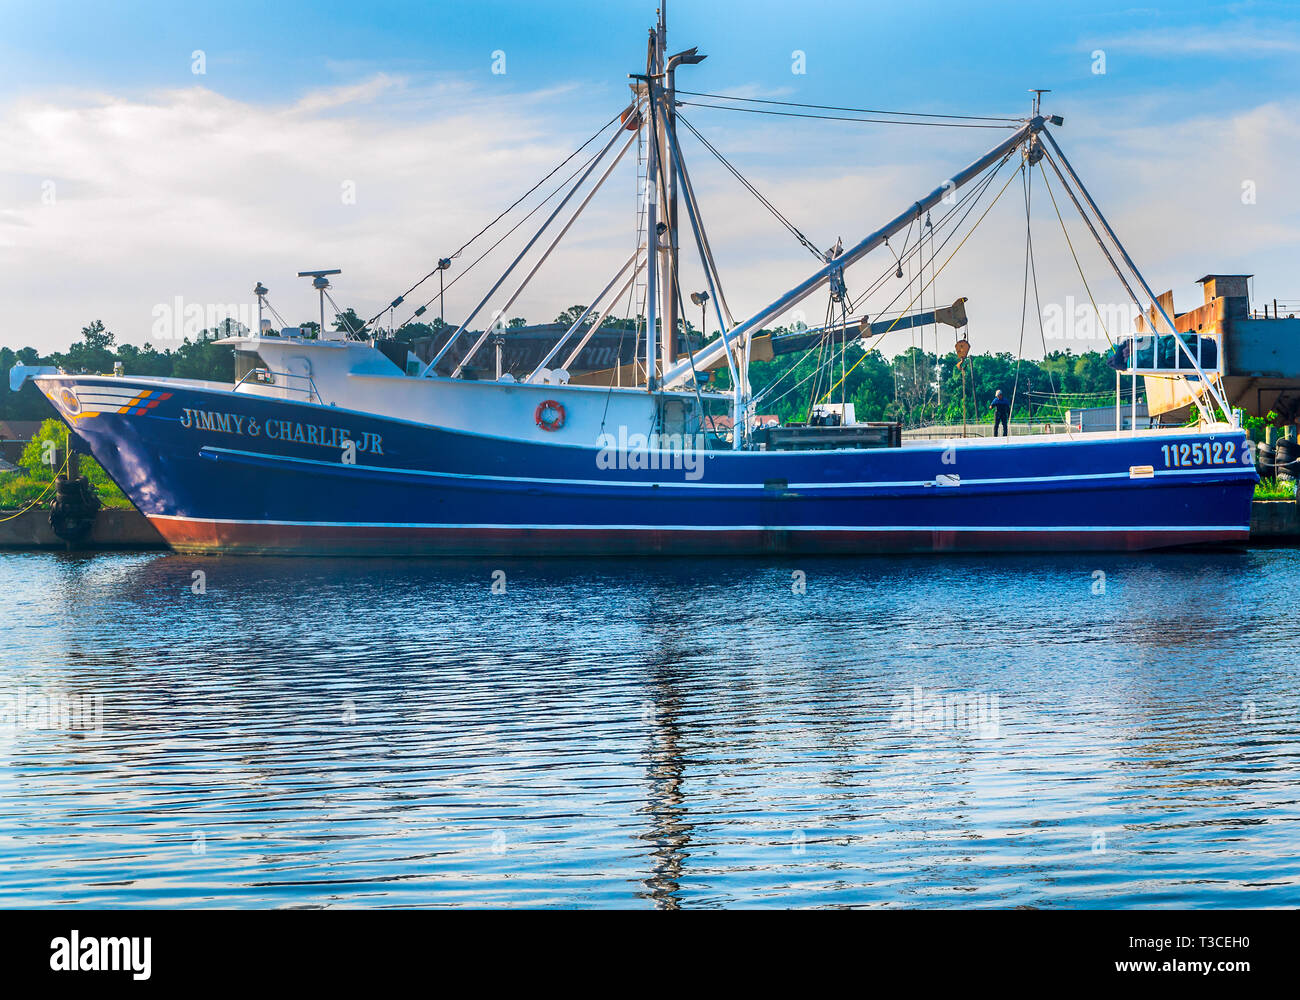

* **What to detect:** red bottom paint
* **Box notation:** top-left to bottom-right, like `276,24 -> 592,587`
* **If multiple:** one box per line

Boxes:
150,518 -> 1250,557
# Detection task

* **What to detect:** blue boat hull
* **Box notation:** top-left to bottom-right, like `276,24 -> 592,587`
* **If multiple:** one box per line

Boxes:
42,377 -> 1257,556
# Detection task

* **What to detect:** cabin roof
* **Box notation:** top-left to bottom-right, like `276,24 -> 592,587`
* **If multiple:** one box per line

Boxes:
0,420 -> 44,441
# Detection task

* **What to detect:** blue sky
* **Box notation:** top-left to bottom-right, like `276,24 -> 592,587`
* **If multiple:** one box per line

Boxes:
2,0 -> 1299,354
5,0 -> 1294,107
6,1 -> 1298,114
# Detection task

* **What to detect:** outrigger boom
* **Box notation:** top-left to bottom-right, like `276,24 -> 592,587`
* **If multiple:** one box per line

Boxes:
660,116 -> 1051,389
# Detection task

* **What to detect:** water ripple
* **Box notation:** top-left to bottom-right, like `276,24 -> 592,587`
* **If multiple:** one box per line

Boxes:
0,549 -> 1298,907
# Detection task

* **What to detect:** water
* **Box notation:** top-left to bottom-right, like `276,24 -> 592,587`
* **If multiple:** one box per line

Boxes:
1,548 -> 1297,908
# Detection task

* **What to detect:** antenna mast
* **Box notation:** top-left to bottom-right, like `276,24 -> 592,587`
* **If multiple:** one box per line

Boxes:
297,269 -> 341,340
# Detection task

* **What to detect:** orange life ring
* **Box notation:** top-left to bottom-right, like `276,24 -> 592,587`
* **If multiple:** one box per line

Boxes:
535,399 -> 566,431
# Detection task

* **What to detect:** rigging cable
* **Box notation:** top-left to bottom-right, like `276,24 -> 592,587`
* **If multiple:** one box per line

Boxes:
804,296 -> 836,420
324,290 -> 363,338
260,296 -> 291,333
397,142 -> 609,330
818,148 -> 1024,403
676,112 -> 823,261
677,99 -> 1020,129
844,150 -> 1008,316
1026,388 -> 1120,399
375,107 -> 627,332
1025,166 -> 1061,406
0,451 -> 70,523
749,149 -> 1009,412
677,107 -> 1012,415
1009,159 -> 1061,421
1037,161 -> 1115,349
746,141 -> 1016,414
1010,164 -> 1032,415
673,90 -> 1023,122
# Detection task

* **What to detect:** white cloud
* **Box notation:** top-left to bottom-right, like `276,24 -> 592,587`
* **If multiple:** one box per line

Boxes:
1,75 -> 1297,363
0,75 -> 619,350
289,73 -> 405,114
1091,20 -> 1300,56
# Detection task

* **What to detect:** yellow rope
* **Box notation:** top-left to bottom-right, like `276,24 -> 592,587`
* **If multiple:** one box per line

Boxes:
819,159 -> 1023,403
0,450 -> 71,522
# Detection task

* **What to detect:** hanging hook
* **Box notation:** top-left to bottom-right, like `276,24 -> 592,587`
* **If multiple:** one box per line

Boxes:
884,237 -> 904,279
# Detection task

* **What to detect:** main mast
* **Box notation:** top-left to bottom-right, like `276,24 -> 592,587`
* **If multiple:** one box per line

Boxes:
656,6 -> 677,377
643,5 -> 678,391
646,6 -> 721,412
642,25 -> 660,390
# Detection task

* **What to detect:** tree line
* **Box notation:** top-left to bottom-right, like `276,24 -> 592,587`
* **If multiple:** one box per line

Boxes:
740,341 -> 1130,428
2,314 -> 1134,429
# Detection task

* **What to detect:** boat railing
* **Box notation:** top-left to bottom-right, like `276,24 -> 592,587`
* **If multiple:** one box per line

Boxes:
1121,328 -> 1223,380
1254,301 -> 1300,319
234,367 -> 322,404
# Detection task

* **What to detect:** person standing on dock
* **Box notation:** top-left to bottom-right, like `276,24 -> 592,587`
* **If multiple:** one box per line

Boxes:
990,390 -> 1011,437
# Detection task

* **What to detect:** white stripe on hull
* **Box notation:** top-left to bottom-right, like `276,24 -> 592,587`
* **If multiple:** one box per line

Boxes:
149,515 -> 1250,533
198,445 -> 1254,492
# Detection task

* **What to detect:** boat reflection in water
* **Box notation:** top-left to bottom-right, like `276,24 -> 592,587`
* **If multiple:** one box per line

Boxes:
640,655 -> 693,910
2,551 -> 1299,907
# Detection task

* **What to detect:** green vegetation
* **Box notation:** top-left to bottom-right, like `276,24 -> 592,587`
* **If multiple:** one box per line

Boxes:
546,314 -> 1129,426
2,319 -> 229,510
722,342 -> 1128,427
1,419 -> 131,510
571,314 -> 1128,426
1254,478 -> 1297,501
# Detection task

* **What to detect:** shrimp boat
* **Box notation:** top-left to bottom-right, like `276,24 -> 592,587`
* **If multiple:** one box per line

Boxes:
23,8 -> 1256,555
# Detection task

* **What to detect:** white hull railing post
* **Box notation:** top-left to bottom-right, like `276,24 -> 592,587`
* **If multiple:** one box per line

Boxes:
1132,370 -> 1137,435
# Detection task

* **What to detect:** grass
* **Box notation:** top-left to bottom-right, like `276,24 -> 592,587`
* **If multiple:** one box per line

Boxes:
0,418 -> 132,511
1254,477 -> 1298,501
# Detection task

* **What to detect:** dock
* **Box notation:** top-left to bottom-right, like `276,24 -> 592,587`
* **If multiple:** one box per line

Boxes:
0,507 -> 165,550
1249,499 -> 1300,542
